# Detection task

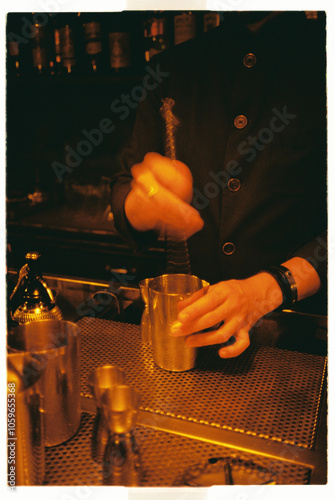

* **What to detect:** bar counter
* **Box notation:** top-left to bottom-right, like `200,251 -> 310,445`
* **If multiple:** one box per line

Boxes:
39,281 -> 327,486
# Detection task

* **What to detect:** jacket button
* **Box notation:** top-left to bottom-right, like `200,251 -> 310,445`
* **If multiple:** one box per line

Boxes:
222,242 -> 236,255
243,53 -> 257,68
228,178 -> 241,192
234,115 -> 248,129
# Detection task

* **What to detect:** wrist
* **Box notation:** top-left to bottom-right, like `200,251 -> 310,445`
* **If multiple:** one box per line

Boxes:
259,265 -> 298,311
282,257 -> 321,301
246,272 -> 284,316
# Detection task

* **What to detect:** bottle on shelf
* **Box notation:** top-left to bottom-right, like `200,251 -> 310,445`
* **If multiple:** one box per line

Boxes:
106,12 -> 132,74
173,11 -> 197,45
30,14 -> 52,76
81,13 -> 106,74
203,12 -> 221,33
58,13 -> 80,75
50,14 -> 63,76
6,14 -> 23,77
143,11 -> 170,62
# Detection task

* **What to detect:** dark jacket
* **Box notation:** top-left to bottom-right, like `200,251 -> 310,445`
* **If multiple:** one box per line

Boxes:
110,12 -> 327,313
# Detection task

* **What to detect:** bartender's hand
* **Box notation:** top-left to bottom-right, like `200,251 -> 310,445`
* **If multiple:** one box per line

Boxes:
171,257 -> 321,358
124,152 -> 204,239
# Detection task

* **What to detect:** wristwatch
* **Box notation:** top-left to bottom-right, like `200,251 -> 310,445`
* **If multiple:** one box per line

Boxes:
260,265 -> 298,310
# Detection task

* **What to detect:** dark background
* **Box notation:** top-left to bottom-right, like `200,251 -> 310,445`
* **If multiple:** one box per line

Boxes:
7,11 -> 217,281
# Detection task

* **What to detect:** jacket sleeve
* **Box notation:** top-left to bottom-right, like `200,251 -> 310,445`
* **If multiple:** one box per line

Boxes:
288,229 -> 327,288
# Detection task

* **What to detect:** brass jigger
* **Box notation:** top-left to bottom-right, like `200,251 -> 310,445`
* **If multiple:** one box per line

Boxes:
88,365 -> 126,463
101,385 -> 141,486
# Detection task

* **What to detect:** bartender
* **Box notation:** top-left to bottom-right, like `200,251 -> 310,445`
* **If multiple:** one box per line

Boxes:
110,11 -> 327,358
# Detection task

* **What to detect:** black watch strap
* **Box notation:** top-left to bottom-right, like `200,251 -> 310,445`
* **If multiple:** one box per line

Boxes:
260,265 -> 298,310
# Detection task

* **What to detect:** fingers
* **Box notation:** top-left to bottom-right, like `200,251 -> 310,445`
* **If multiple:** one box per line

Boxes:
171,278 -> 253,358
218,329 -> 250,358
172,303 -> 227,336
171,277 -> 258,359
130,165 -> 161,197
143,152 -> 194,203
131,168 -> 203,237
129,154 -> 203,238
176,286 -> 209,314
184,323 -> 250,358
183,319 -> 239,347
177,288 -> 225,323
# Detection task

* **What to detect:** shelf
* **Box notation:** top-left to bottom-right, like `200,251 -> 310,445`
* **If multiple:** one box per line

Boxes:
7,203 -> 166,283
7,203 -> 117,234
7,71 -> 145,88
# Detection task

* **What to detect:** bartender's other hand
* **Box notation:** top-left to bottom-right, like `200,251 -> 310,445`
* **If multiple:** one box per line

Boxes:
171,273 -> 284,358
124,152 -> 204,239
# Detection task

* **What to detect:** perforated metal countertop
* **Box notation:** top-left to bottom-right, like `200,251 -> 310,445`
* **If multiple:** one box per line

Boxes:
44,318 -> 327,486
45,412 -> 311,486
78,318 -> 326,450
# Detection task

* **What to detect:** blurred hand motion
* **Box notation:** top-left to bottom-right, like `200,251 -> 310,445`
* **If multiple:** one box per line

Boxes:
124,152 -> 204,239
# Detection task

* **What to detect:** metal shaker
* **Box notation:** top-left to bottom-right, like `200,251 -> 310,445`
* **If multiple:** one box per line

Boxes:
7,352 -> 46,485
147,274 -> 209,371
7,320 -> 81,446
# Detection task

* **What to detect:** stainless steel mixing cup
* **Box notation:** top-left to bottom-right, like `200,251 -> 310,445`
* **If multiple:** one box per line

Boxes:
7,320 -> 81,446
7,352 -> 46,485
148,274 -> 209,372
